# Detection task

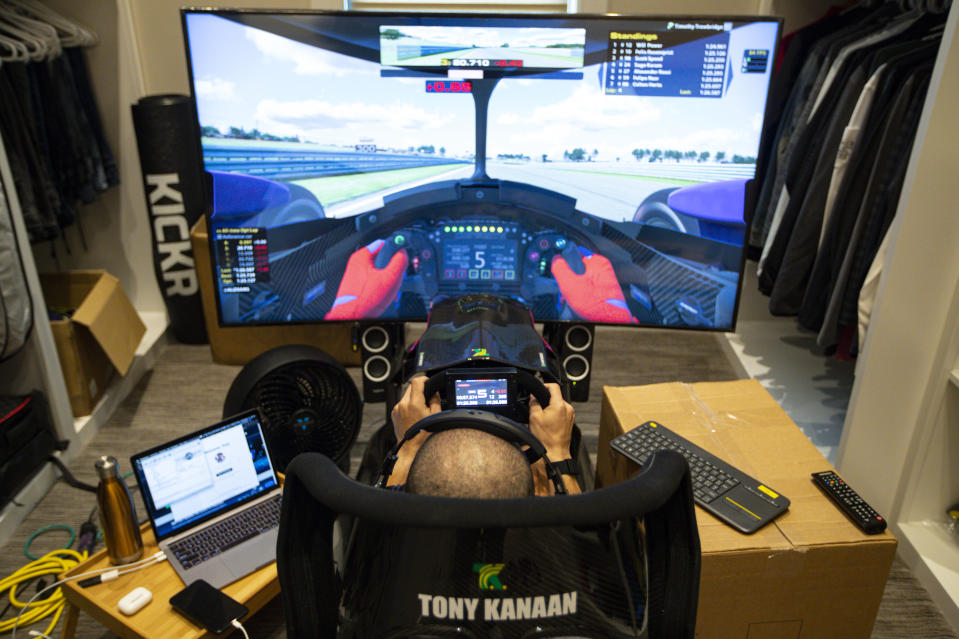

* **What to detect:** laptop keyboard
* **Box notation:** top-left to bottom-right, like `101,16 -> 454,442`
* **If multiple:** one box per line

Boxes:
169,494 -> 282,569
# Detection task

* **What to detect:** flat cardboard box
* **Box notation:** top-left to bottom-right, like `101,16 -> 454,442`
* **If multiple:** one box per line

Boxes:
597,380 -> 897,639
40,271 -> 146,417
190,218 -> 359,366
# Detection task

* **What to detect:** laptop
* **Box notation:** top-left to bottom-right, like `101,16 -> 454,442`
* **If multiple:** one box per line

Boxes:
130,409 -> 282,588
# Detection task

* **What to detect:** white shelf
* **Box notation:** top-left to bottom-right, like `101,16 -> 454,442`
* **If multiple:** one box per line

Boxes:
834,5 -> 959,636
899,521 -> 959,632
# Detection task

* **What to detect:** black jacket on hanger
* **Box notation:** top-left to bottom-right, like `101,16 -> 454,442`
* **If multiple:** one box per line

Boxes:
753,6 -> 901,254
766,63 -> 869,315
750,5 -> 880,250
798,51 -> 937,338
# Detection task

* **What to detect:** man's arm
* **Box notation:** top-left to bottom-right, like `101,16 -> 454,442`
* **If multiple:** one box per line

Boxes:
386,376 -> 440,487
528,383 -> 581,496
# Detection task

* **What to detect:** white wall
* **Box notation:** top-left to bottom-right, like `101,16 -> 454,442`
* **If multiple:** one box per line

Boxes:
30,1 -> 161,313
837,3 -> 959,518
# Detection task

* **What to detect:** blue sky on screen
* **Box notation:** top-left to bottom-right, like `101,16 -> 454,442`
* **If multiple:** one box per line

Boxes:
186,14 -> 778,160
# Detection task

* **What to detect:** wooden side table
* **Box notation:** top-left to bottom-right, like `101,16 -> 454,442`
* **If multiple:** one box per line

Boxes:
58,523 -> 280,638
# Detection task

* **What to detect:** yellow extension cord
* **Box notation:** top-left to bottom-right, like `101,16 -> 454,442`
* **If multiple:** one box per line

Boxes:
0,548 -> 87,637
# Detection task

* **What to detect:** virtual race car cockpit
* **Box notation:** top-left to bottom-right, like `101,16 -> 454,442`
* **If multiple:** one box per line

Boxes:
184,11 -> 780,333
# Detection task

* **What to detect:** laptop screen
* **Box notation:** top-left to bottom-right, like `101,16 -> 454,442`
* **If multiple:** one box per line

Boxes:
131,411 -> 278,541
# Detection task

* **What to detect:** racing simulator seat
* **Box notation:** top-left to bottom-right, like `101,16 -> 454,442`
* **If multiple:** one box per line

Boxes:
275,294 -> 699,636
276,446 -> 700,638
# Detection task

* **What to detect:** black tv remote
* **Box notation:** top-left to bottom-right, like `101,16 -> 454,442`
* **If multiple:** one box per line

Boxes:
811,470 -> 886,534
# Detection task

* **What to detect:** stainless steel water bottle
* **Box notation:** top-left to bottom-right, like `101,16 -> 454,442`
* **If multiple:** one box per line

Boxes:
95,456 -> 143,564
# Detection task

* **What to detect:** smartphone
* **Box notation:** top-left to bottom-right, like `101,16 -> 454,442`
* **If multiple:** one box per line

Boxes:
169,579 -> 248,633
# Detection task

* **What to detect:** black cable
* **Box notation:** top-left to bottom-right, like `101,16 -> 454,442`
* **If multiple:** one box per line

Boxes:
0,576 -> 43,621
47,456 -> 96,493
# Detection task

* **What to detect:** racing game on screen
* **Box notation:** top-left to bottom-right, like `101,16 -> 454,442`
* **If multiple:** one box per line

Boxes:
183,12 -> 779,329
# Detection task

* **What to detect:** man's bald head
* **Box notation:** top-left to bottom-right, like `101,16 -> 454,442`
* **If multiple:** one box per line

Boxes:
406,428 -> 534,499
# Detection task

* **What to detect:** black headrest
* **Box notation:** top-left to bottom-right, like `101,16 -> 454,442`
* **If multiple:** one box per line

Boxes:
277,451 -> 700,638
301,447 -> 682,526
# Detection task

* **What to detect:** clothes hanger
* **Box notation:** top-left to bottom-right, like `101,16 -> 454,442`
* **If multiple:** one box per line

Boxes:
0,32 -> 28,62
0,26 -> 40,62
0,19 -> 41,62
0,4 -> 59,60
0,3 -> 56,62
3,0 -> 97,47
0,8 -> 27,63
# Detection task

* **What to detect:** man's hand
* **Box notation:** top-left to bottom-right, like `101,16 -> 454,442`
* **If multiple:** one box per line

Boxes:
529,383 -> 580,496
325,239 -> 408,320
391,376 -> 441,441
551,246 -> 637,324
529,383 -> 575,460
386,377 -> 440,487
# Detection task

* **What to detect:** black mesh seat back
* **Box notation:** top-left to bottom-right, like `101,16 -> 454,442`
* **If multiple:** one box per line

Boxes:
339,522 -> 646,638
278,451 -> 699,639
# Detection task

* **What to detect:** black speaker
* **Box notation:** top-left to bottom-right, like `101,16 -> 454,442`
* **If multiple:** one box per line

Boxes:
544,323 -> 594,402
359,324 -> 404,403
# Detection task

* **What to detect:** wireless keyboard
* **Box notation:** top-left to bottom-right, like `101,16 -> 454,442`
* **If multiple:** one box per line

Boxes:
610,421 -> 790,534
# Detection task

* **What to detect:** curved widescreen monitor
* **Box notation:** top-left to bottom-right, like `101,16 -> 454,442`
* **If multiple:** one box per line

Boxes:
182,10 -> 780,329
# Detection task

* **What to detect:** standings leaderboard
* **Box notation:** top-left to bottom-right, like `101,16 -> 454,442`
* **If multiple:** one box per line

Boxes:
604,21 -> 766,99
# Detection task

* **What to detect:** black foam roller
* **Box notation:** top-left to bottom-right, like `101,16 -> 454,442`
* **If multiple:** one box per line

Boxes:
131,94 -> 207,344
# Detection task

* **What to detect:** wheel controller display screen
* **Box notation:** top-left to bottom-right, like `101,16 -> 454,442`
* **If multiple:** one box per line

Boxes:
442,237 -> 518,282
183,10 -> 780,330
454,378 -> 510,407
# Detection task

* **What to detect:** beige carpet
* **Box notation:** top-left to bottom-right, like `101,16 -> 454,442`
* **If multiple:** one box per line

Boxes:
1,328 -> 954,638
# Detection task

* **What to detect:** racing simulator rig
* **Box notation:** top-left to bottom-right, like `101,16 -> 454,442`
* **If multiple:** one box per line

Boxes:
181,11 -> 780,637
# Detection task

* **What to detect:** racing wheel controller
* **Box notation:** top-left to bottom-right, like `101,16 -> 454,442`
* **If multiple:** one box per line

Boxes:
525,234 -> 593,280
423,367 -> 550,423
374,234 -> 408,269
558,242 -> 588,275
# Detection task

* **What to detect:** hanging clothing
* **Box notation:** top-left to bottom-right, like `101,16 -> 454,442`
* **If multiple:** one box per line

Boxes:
753,5 -> 902,261
0,24 -> 116,244
746,3 -> 945,356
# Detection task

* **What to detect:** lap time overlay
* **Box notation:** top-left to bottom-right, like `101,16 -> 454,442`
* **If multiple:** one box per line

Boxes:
214,227 -> 270,294
605,22 -> 734,98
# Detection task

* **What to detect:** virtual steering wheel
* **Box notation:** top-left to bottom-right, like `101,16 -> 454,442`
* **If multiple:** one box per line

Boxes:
422,367 -> 550,423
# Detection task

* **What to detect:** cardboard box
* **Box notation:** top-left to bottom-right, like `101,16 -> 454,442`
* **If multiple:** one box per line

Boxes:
40,271 -> 146,417
190,218 -> 359,366
596,380 -> 897,639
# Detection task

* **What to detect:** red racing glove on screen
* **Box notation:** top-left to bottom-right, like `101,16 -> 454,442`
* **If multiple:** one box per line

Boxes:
325,239 -> 408,320
551,248 -> 637,324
